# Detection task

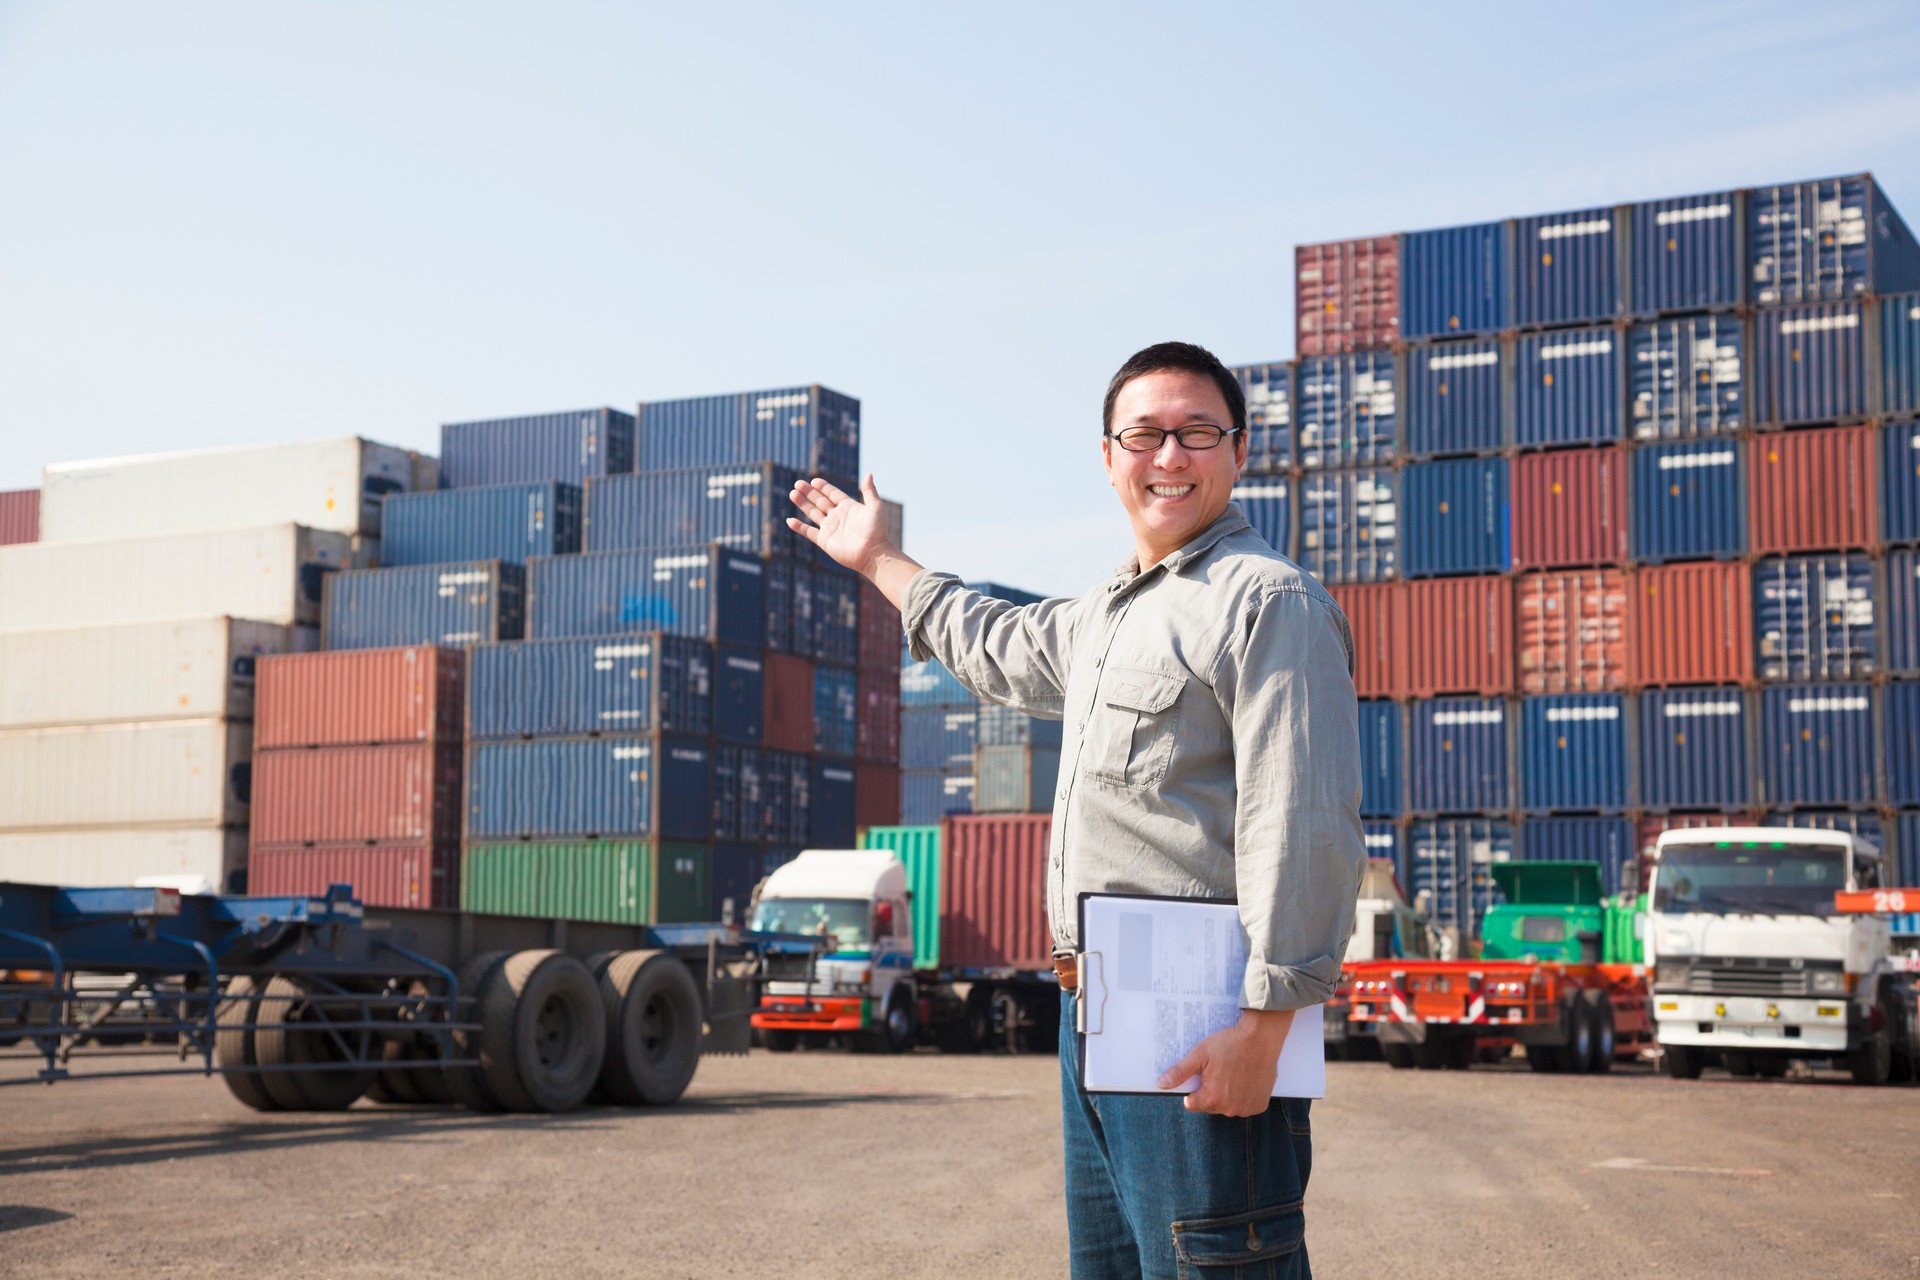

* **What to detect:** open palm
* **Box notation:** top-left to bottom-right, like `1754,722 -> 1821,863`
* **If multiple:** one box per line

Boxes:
787,474 -> 890,575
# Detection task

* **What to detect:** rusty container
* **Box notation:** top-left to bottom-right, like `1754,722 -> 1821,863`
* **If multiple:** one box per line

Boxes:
249,743 -> 462,845
939,813 -> 1052,971
255,647 -> 463,749
1403,576 -> 1513,698
856,671 -> 900,764
855,762 -> 901,831
762,652 -> 814,754
250,842 -> 456,908
856,578 -> 901,675
1631,561 -> 1753,687
1511,446 -> 1628,570
1748,425 -> 1879,555
1516,570 -> 1630,694
0,489 -> 38,545
1295,235 -> 1400,355
1330,583 -> 1406,699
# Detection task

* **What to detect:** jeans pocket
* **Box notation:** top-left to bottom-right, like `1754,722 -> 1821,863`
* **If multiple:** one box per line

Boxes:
1283,1097 -> 1312,1191
1170,1202 -> 1305,1279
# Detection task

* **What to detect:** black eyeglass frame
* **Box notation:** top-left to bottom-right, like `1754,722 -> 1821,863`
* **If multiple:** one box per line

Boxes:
1102,424 -> 1247,452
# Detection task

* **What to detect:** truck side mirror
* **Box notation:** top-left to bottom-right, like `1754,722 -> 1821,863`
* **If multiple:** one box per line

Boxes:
873,900 -> 894,939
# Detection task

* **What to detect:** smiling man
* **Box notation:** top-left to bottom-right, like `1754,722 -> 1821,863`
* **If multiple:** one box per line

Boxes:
787,340 -> 1365,1280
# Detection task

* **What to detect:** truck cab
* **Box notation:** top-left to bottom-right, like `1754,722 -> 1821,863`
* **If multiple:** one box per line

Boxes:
1646,826 -> 1914,1084
1480,861 -> 1609,965
748,850 -> 918,1054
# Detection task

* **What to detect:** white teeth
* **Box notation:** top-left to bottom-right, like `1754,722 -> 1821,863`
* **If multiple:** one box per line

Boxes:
1149,484 -> 1193,497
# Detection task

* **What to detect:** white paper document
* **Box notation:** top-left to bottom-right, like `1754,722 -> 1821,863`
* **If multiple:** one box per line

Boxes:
1076,893 -> 1325,1099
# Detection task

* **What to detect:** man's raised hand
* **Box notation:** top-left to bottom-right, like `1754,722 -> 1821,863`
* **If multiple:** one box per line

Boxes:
787,473 -> 891,576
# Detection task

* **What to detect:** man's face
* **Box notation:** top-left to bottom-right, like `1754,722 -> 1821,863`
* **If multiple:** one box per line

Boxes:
1103,368 -> 1246,568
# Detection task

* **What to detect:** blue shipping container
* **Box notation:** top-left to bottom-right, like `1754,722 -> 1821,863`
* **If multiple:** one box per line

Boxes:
1512,326 -> 1623,448
1231,479 -> 1292,558
977,702 -> 1063,748
1761,683 -> 1877,808
1901,812 -> 1920,896
1405,339 -> 1504,458
1520,694 -> 1627,812
901,705 -> 977,771
1401,222 -> 1510,340
1887,549 -> 1920,673
900,657 -> 974,707
467,634 -> 712,740
1880,293 -> 1920,417
1628,315 -> 1745,441
1886,680 -> 1920,807
381,482 -> 582,568
1513,206 -> 1622,329
1637,687 -> 1752,810
1762,809 -> 1886,854
1886,423 -> 1920,546
901,769 -> 973,826
1401,456 -> 1510,577
1748,175 -> 1920,305
812,566 -> 860,667
585,463 -> 814,563
966,581 -> 1048,606
1754,554 -> 1877,682
1296,468 -> 1397,584
711,843 -> 770,924
1358,700 -> 1402,818
714,647 -> 764,746
527,545 -> 766,648
1753,301 -> 1868,426
1408,697 -> 1510,814
1520,816 -> 1635,896
1406,818 -> 1513,943
813,664 -> 857,757
636,386 -> 859,487
1630,439 -> 1745,563
322,561 -> 524,650
1295,352 -> 1398,468
810,758 -> 857,847
762,750 -> 810,846
1361,821 -> 1404,874
711,745 -> 765,842
1231,361 -> 1293,473
465,734 -> 711,840
440,408 -> 634,489
1629,189 -> 1742,314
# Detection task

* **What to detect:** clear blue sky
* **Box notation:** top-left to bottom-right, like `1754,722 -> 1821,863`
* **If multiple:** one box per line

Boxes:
3,1 -> 1917,592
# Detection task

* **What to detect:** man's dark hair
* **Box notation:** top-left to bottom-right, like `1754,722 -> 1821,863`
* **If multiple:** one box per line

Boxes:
1101,341 -> 1247,437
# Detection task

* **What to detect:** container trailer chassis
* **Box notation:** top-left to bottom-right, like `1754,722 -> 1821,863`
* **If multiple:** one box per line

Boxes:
0,881 -> 824,1113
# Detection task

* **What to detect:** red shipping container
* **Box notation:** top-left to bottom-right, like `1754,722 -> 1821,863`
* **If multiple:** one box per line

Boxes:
763,652 -> 813,754
856,671 -> 900,764
1329,583 -> 1406,699
0,489 -> 38,545
940,813 -> 1051,970
1296,236 -> 1400,355
255,647 -> 463,749
856,578 -> 902,675
855,762 -> 901,831
1633,813 -> 1745,893
1632,562 -> 1753,687
250,842 -> 456,908
1515,570 -> 1630,694
1511,446 -> 1628,569
1403,576 -> 1513,697
1749,425 -> 1879,554
250,743 -> 462,845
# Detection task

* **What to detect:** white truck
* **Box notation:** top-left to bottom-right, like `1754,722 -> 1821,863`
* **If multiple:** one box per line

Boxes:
1646,826 -> 1919,1085
1326,857 -> 1442,1059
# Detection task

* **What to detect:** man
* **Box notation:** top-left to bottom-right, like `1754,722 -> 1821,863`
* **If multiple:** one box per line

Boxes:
787,340 -> 1365,1279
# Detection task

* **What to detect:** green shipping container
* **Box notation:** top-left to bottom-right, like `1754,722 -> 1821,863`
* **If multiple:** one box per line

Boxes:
860,824 -> 941,970
460,840 -> 710,925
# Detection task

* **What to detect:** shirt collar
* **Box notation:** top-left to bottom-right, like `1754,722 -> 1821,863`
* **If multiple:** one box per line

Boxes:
1106,503 -> 1253,596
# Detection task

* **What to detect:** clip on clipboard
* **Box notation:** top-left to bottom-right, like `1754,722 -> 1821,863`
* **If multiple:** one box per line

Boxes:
1074,891 -> 1325,1099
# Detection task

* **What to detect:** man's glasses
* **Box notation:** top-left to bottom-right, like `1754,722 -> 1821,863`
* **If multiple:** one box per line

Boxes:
1104,424 -> 1244,452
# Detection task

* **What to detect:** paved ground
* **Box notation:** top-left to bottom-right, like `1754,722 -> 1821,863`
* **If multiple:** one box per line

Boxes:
1,1046 -> 1916,1278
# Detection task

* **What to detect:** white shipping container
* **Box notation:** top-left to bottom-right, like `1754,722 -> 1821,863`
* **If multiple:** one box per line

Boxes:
0,719 -> 253,829
0,826 -> 245,893
0,617 -> 292,729
41,436 -> 416,541
0,523 -> 358,629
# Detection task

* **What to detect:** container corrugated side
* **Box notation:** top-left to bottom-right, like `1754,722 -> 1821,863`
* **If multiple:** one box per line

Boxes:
1747,175 -> 1920,305
972,745 -> 1059,813
1753,301 -> 1868,426
900,657 -> 974,707
1516,570 -> 1629,694
0,618 -> 291,729
255,647 -> 462,748
39,437 -> 413,541
1630,440 -> 1745,563
1520,693 -> 1628,812
250,743 -> 461,844
1401,222 -> 1510,340
1760,683 -> 1876,808
0,489 -> 38,545
811,664 -> 856,757
1749,426 -> 1878,555
710,843 -> 770,924
860,825 -> 942,968
763,751 -> 811,846
763,653 -> 814,754
1754,555 -> 1877,681
0,719 -> 252,829
1902,813 -> 1920,902
1407,697 -> 1510,814
1513,206 -> 1623,328
1886,681 -> 1920,807
526,545 -> 766,648
1629,315 -> 1745,440
1230,362 -> 1293,472
251,843 -> 455,909
810,758 -> 856,847
583,463 -> 813,562
464,736 -> 711,841
321,562 -> 524,651
1887,549 -> 1920,674
856,672 -> 901,763
1230,480 -> 1291,557
380,482 -> 582,567
635,386 -> 859,487
1881,293 -> 1920,417
811,567 -> 860,667
1401,457 -> 1509,577
901,769 -> 973,825
977,703 -> 1063,748
1404,576 -> 1512,697
940,814 -> 1051,970
1362,821 -> 1403,872
902,706 -> 977,771
854,762 -> 901,831
0,523 -> 357,630
1296,235 -> 1400,355
1885,422 -> 1920,547
1296,467 -> 1397,584
1518,817 -> 1636,896
711,745 -> 765,842
857,578 -> 902,675
1404,339 -> 1504,458
1637,687 -> 1753,810
1762,810 -> 1886,853
715,647 -> 765,746
0,826 -> 247,894
1511,447 -> 1627,570
467,634 -> 711,740
440,408 -> 635,488
1632,562 -> 1753,687
1294,352 -> 1398,468
1629,189 -> 1742,314
1329,583 -> 1405,699
1358,701 -> 1402,818
459,839 -> 708,925
1511,325 -> 1622,448
1406,819 -> 1513,946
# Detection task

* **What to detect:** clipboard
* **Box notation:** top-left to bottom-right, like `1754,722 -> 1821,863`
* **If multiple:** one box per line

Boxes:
1074,891 -> 1325,1099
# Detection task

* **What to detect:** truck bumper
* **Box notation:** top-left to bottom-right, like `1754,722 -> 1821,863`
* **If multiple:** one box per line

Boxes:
752,996 -> 868,1034
1652,993 -> 1851,1054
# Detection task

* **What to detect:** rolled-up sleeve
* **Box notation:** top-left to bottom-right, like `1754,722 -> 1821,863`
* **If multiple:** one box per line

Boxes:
1212,588 -> 1367,1011
902,570 -> 1078,718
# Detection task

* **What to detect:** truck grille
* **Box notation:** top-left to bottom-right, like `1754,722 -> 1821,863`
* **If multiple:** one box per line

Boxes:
1684,967 -> 1810,997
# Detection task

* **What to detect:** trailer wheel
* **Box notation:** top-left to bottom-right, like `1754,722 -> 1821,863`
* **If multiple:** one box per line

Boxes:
594,951 -> 701,1106
1662,1044 -> 1703,1079
863,986 -> 916,1055
1562,995 -> 1595,1074
1584,992 -> 1615,1075
475,951 -> 606,1113
1525,1044 -> 1559,1073
445,951 -> 511,1113
1381,1041 -> 1415,1070
369,1039 -> 425,1104
758,1028 -> 799,1053
214,976 -> 279,1112
1848,993 -> 1895,1087
251,975 -> 376,1111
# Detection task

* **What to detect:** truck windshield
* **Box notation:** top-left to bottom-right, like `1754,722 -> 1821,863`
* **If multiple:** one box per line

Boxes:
1651,843 -> 1847,918
750,898 -> 871,948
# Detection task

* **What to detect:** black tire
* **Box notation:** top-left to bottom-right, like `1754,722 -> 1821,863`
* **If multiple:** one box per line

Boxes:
371,1038 -> 425,1104
1381,1041 -> 1416,1070
480,950 -> 605,1113
445,951 -> 510,1113
1413,1036 -> 1452,1070
1848,999 -> 1894,1087
251,976 -> 375,1111
865,986 -> 914,1055
1561,995 -> 1595,1074
214,976 -> 278,1112
1721,1050 -> 1756,1078
1585,992 -> 1616,1075
407,1038 -> 457,1105
758,1027 -> 800,1053
1525,1043 -> 1560,1073
964,984 -> 996,1052
595,951 -> 701,1106
1663,1044 -> 1704,1079
1753,1056 -> 1789,1079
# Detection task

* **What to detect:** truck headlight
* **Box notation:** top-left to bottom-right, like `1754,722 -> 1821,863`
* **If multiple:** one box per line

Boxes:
1809,969 -> 1846,995
1655,962 -> 1690,988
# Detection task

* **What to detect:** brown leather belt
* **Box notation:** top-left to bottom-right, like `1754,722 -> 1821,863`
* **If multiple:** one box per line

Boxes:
1052,951 -> 1079,992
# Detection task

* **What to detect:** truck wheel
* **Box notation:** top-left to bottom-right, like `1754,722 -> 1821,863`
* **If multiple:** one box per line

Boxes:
1381,1041 -> 1415,1070
477,951 -> 606,1113
370,1038 -> 425,1104
1584,993 -> 1616,1075
1720,1050 -> 1756,1078
595,951 -> 702,1106
444,951 -> 511,1113
1662,1044 -> 1703,1080
964,984 -> 996,1052
252,976 -> 376,1111
863,987 -> 916,1054
1848,995 -> 1894,1087
214,976 -> 278,1112
1525,1044 -> 1560,1074
1562,995 -> 1595,1074
1413,1036 -> 1452,1070
758,1028 -> 799,1053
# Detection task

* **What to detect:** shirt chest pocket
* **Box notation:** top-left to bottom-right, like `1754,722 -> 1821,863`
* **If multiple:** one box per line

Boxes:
1084,664 -> 1186,791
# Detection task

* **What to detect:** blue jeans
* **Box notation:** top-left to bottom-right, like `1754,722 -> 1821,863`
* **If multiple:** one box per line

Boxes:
1059,991 -> 1312,1279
